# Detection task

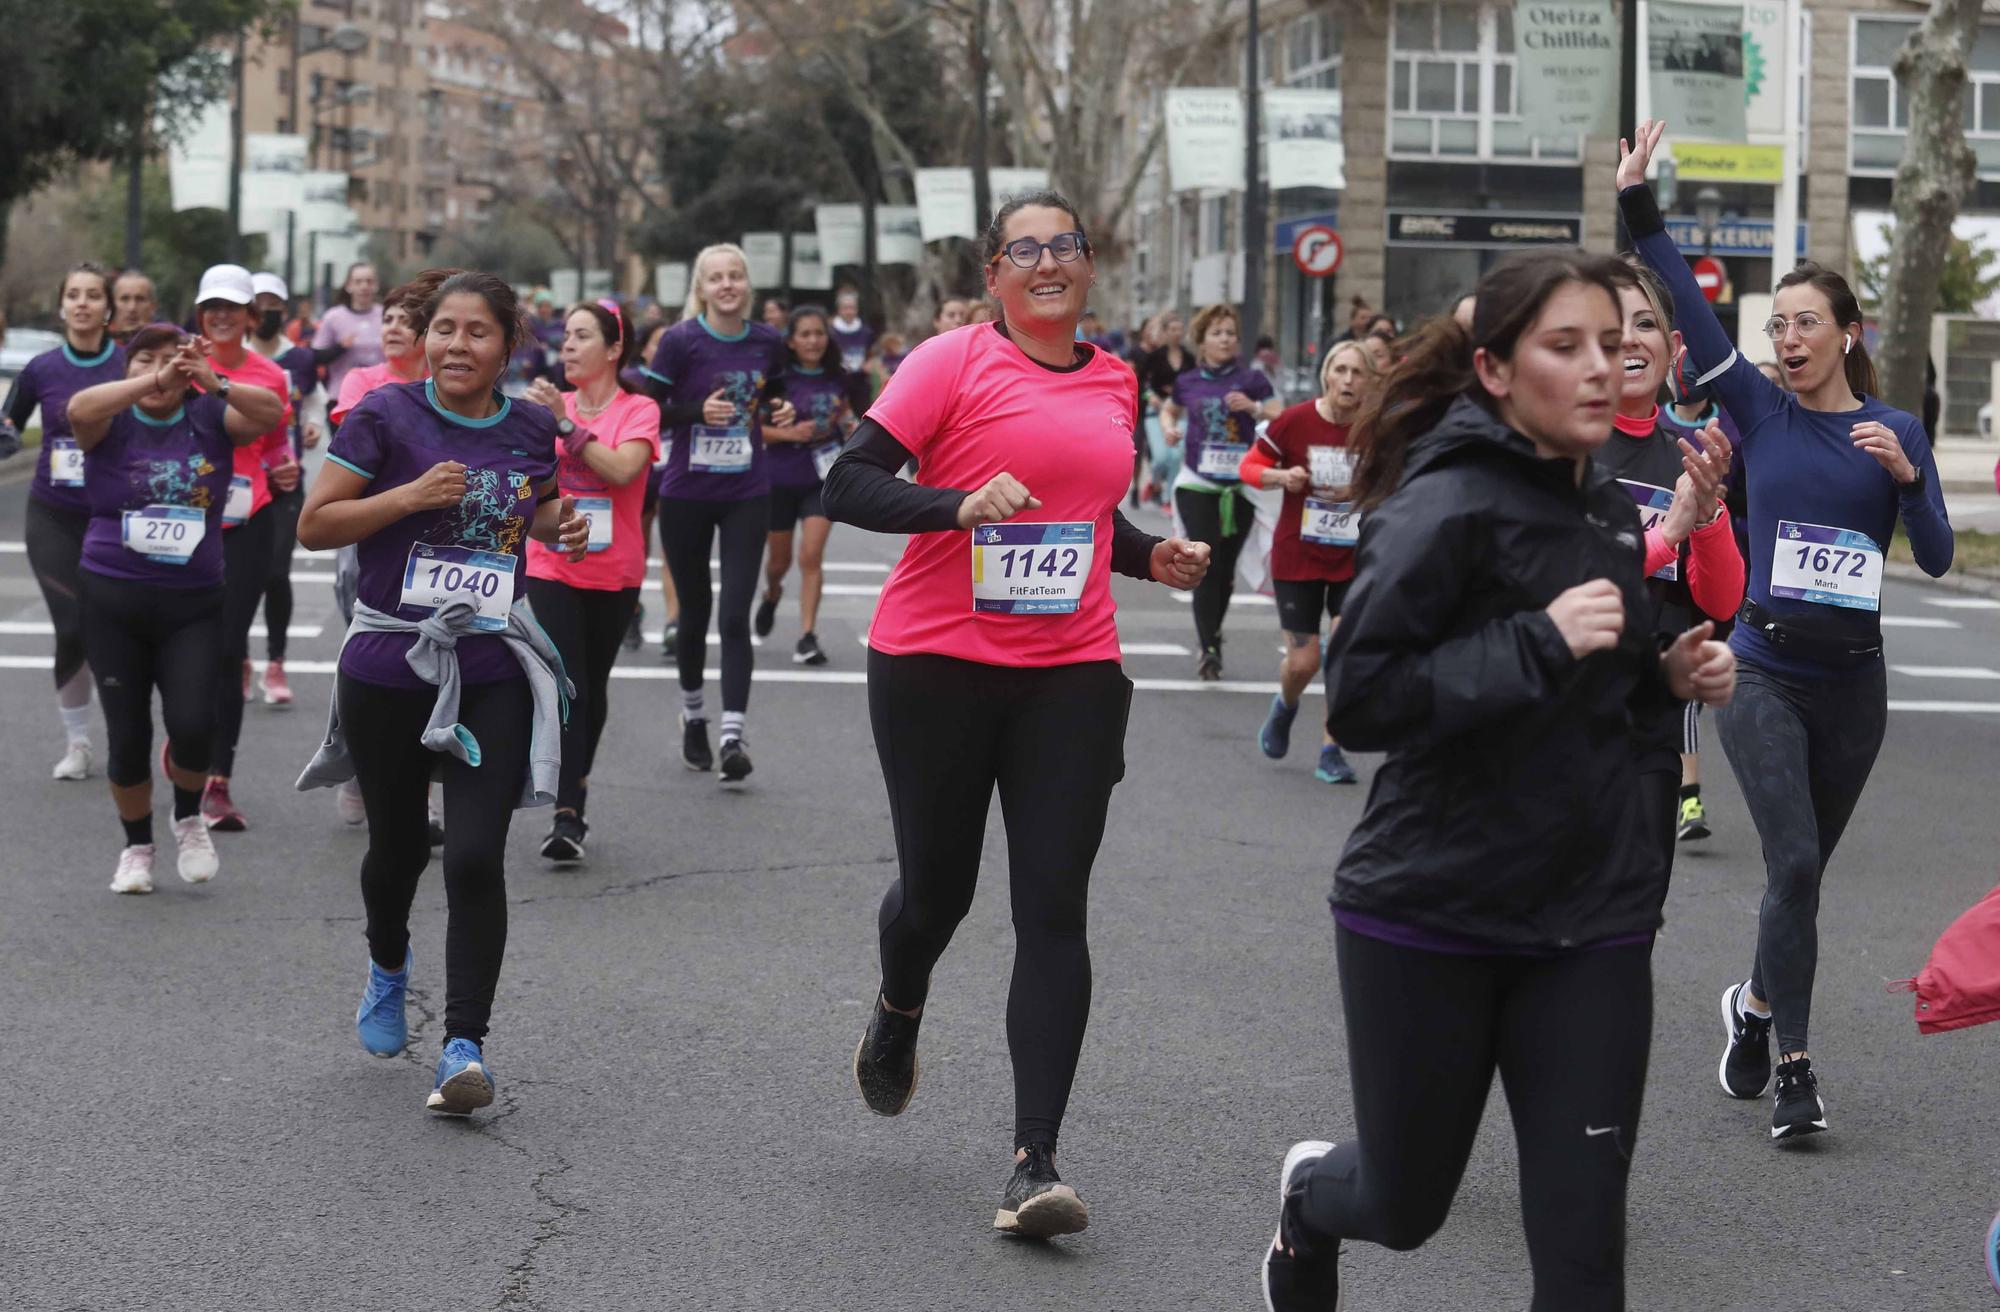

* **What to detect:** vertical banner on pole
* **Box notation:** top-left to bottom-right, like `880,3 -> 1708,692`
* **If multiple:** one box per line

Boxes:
791,234 -> 832,290
654,262 -> 690,306
1165,89 -> 1246,193
1516,2 -> 1621,140
166,98 -> 233,212
915,168 -> 977,241
740,232 -> 785,286
814,204 -> 865,268
1263,89 -> 1346,190
239,133 -> 307,235
988,167 -> 1051,204
1648,1 -> 1749,142
877,207 -> 924,264
1739,0 -> 1788,137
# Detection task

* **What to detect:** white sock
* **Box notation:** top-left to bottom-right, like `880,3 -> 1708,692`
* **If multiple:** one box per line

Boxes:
1739,983 -> 1771,1019
720,711 -> 746,744
59,703 -> 91,746
681,688 -> 705,722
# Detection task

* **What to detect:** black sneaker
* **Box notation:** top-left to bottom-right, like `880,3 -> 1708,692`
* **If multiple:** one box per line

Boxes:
659,621 -> 678,660
681,716 -> 712,772
1718,981 -> 1774,1100
993,1144 -> 1089,1238
539,811 -> 586,863
718,736 -> 753,783
852,999 -> 921,1116
1771,1056 -> 1828,1141
623,601 -> 645,652
794,632 -> 827,666
1197,645 -> 1223,681
754,590 -> 781,639
1263,1140 -> 1342,1312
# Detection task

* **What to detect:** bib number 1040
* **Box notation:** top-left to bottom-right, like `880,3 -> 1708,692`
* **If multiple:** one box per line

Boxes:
970,522 -> 1094,614
401,544 -> 515,631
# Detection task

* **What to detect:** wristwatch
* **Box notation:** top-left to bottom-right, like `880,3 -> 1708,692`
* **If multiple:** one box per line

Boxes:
1901,466 -> 1926,494
554,417 -> 576,438
216,374 -> 232,400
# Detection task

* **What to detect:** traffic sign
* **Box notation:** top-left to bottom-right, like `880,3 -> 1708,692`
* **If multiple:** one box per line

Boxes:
1292,225 -> 1343,278
1691,255 -> 1726,303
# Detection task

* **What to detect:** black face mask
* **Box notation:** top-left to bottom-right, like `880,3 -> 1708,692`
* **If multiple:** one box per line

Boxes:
258,309 -> 285,338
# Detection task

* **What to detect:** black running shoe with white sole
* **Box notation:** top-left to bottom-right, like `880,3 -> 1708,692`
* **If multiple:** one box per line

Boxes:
1263,1140 -> 1342,1312
539,812 -> 586,863
1770,1056 -> 1828,1141
1718,981 -> 1774,1099
1197,645 -> 1223,681
718,736 -> 752,783
754,591 -> 780,638
681,716 -> 713,772
794,631 -> 827,665
852,1001 -> 921,1116
994,1144 -> 1088,1238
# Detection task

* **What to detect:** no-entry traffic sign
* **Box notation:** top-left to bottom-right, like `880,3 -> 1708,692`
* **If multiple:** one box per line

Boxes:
1293,225 -> 1344,278
1692,255 -> 1726,303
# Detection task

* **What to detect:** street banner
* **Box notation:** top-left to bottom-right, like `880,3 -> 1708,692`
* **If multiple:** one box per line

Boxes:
1648,0 -> 1748,142
1166,88 -> 1245,192
1740,0 -> 1789,137
299,171 -> 353,234
791,233 -> 832,290
550,270 -> 580,305
878,206 -> 923,265
988,167 -> 1051,205
238,133 -> 306,233
582,269 -> 614,299
814,204 -> 865,268
915,168 -> 976,242
1264,88 -> 1345,190
166,97 -> 232,213
1516,1 -> 1620,140
655,262 -> 689,307
741,232 -> 784,286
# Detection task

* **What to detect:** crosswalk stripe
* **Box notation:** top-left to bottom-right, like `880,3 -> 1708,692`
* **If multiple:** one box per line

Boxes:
1880,616 -> 1961,628
0,620 -> 322,639
1920,596 -> 2000,609
1890,665 -> 2000,680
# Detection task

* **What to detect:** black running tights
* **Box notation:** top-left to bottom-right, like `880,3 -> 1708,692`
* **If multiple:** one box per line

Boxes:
261,484 -> 303,660
867,649 -> 1132,1152
26,497 -> 89,689
339,671 -> 531,1044
1174,485 -> 1247,653
1296,926 -> 1652,1312
658,494 -> 768,714
524,578 -> 638,814
212,506 -> 275,777
80,572 -> 224,786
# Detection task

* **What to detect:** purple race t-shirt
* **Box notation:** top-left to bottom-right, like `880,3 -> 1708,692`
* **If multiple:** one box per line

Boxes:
327,380 -> 558,690
1173,360 -> 1273,486
312,304 -> 384,401
16,341 -> 127,514
80,394 -> 234,589
765,366 -> 867,489
828,319 -> 874,372
644,315 -> 787,501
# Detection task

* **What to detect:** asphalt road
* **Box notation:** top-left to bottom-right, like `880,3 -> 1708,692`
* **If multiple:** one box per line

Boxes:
2,483 -> 1998,1312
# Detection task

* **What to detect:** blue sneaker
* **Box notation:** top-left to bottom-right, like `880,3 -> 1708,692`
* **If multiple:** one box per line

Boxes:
1314,744 -> 1358,785
426,1038 -> 495,1115
356,949 -> 411,1057
1259,695 -> 1299,759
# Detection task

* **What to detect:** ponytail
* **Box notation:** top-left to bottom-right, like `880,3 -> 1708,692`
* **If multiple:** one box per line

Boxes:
1776,261 -> 1877,397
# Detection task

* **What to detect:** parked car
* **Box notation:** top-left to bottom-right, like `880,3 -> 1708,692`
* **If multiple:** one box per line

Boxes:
0,328 -> 64,381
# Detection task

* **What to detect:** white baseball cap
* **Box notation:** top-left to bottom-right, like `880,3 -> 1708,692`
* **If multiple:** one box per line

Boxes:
251,272 -> 289,301
195,264 -> 255,305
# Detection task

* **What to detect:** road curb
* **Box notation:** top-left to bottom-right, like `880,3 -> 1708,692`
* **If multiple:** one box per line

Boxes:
1885,560 -> 2000,598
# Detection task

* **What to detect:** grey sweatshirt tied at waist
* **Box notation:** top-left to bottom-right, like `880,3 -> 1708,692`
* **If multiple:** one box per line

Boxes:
297,597 -> 573,808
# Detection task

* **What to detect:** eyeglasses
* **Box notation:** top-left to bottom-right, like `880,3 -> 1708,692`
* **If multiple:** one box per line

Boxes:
1762,313 -> 1832,340
989,231 -> 1091,269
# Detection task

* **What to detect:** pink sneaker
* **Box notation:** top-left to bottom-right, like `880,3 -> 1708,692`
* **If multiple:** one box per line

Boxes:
201,778 -> 248,832
260,659 -> 294,706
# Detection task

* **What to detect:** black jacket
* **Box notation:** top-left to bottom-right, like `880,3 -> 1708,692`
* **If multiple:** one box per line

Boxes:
1325,397 -> 1675,949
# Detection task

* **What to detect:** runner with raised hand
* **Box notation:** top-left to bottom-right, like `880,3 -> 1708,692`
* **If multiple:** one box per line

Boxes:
825,190 -> 1209,1239
1619,120 -> 1952,1141
67,326 -> 284,893
9,263 -> 124,782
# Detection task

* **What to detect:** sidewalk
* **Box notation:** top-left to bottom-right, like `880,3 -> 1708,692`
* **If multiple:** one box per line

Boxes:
1935,436 -> 1997,494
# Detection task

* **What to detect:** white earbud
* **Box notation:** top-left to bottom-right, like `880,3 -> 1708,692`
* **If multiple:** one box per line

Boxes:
1843,334 -> 1853,356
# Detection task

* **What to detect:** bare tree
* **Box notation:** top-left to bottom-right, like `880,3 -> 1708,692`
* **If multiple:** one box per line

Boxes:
1875,0 -> 1984,418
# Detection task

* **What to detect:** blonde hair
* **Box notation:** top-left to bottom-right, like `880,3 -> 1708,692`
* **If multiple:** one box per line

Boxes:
684,243 -> 752,321
1320,338 -> 1378,392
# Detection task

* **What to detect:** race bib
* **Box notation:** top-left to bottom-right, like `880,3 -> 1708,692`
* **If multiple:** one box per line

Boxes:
1306,446 -> 1353,493
576,495 -> 613,553
122,505 -> 205,564
970,522 -> 1094,615
1620,480 -> 1680,583
1300,498 -> 1360,548
689,425 -> 752,474
1770,520 -> 1883,612
48,437 -> 85,487
401,543 -> 514,631
222,474 -> 254,527
811,441 -> 841,482
1196,440 -> 1249,481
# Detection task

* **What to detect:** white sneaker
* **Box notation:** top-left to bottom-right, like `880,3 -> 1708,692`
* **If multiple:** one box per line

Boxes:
111,844 -> 156,894
52,740 -> 92,781
336,778 -> 366,826
171,814 -> 219,884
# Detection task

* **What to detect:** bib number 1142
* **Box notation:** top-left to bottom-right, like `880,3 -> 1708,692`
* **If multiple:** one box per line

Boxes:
970,522 -> 1094,614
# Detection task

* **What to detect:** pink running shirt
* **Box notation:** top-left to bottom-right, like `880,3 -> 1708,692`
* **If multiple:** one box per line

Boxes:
526,389 -> 662,590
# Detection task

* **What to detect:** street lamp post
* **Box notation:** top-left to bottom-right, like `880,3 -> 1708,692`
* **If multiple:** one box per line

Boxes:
1241,0 -> 1267,348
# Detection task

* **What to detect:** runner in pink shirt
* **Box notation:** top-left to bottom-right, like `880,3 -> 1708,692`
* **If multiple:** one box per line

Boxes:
823,190 -> 1209,1240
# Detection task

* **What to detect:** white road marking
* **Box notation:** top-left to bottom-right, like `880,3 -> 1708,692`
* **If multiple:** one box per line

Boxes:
1168,590 -> 1274,606
0,620 -> 321,639
1920,596 -> 2000,609
1880,616 -> 1961,629
1890,665 -> 2000,680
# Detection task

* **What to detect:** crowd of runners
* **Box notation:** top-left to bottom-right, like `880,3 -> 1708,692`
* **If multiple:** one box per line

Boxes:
0,119 -> 1958,1306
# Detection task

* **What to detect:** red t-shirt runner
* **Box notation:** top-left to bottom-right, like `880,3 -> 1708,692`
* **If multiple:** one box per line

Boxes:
864,322 -> 1139,667
208,349 -> 294,527
1241,399 -> 1355,584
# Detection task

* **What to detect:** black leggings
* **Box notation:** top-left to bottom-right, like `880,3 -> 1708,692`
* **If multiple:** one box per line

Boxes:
524,578 -> 638,814
261,485 -> 303,661
1297,925 -> 1653,1311
658,494 -> 769,714
80,571 -> 225,786
1174,484 -> 1248,652
212,506 -> 275,777
1715,655 -> 1888,1054
26,496 -> 89,690
338,671 -> 532,1044
867,649 -> 1132,1151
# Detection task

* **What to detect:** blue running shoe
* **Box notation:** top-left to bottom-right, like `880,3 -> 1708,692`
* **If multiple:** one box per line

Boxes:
356,949 -> 411,1057
427,1038 -> 495,1115
1314,744 -> 1358,785
1259,695 -> 1299,759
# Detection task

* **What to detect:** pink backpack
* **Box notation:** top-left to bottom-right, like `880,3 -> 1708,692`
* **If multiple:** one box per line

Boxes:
1892,883 -> 2000,1034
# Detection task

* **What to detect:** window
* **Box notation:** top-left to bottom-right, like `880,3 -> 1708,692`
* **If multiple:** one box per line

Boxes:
1392,1 -> 1572,161
1853,15 -> 2000,176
